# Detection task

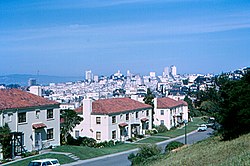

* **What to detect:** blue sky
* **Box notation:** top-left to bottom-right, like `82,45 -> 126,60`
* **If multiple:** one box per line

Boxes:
0,0 -> 250,76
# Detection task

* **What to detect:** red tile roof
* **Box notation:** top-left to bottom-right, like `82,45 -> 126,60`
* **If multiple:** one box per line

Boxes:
0,89 -> 59,111
75,98 -> 152,115
141,118 -> 149,122
32,123 -> 47,129
119,122 -> 128,127
157,97 -> 188,109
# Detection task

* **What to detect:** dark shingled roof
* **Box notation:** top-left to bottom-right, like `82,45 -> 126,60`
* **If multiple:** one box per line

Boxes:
157,97 -> 188,109
0,89 -> 59,110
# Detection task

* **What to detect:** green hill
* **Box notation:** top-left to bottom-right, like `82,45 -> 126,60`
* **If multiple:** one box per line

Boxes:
148,133 -> 250,166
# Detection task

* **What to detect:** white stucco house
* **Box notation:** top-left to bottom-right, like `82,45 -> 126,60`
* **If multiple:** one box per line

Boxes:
73,98 -> 152,142
0,89 -> 60,155
154,97 -> 188,129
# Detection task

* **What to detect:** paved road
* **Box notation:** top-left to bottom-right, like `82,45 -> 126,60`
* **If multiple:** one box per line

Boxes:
63,128 -> 213,166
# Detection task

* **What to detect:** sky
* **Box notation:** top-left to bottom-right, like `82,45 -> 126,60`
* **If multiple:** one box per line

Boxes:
0,0 -> 250,77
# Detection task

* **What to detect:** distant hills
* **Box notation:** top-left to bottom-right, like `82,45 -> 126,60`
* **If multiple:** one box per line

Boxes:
0,74 -> 83,86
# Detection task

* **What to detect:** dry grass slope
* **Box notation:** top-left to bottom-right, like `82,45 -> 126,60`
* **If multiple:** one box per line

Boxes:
149,133 -> 250,166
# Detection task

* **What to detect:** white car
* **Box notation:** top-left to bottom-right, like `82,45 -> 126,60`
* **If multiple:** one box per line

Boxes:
28,159 -> 60,166
197,124 -> 207,132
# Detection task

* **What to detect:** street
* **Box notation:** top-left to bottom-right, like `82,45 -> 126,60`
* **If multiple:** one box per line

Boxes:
63,128 -> 213,166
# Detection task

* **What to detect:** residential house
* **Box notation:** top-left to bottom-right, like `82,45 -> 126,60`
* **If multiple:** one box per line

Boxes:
0,89 -> 60,155
154,97 -> 188,129
73,98 -> 152,142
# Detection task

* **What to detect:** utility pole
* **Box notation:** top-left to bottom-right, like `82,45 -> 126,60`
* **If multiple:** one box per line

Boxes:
184,119 -> 188,144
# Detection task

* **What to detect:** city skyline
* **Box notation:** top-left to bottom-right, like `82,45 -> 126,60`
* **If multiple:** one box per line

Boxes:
1,0 -> 250,77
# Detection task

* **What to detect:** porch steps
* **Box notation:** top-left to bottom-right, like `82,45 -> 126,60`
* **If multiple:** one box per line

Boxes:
67,153 -> 80,161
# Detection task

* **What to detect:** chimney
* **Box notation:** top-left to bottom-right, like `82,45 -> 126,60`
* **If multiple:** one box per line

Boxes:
82,98 -> 92,116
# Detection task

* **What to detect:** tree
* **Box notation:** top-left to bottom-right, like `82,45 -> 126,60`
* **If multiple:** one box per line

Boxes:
0,123 -> 12,159
217,72 -> 250,140
143,88 -> 155,126
60,109 -> 83,144
199,100 -> 219,116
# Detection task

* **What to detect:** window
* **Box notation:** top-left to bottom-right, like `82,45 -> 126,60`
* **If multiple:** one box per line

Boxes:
146,110 -> 149,116
18,112 -> 26,123
96,117 -> 101,124
112,130 -> 116,139
8,113 -> 13,122
96,131 -> 101,140
47,128 -> 53,140
112,116 -> 116,124
36,110 -> 40,119
161,110 -> 164,115
75,130 -> 79,138
126,113 -> 129,121
160,120 -> 164,125
47,109 -> 53,119
135,112 -> 138,119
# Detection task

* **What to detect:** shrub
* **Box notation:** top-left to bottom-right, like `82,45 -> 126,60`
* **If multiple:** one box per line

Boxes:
128,153 -> 136,160
128,144 -> 161,165
81,137 -> 97,147
137,134 -> 144,139
155,124 -> 168,133
145,129 -> 158,135
165,141 -> 184,152
127,137 -> 137,142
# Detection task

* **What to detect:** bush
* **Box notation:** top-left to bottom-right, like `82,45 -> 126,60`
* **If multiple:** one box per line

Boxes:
126,137 -> 137,142
155,124 -> 168,133
137,134 -> 144,139
128,144 -> 161,165
145,129 -> 158,135
81,137 -> 97,147
165,141 -> 184,152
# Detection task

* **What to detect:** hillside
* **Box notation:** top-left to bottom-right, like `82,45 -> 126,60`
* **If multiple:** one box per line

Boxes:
148,133 -> 250,166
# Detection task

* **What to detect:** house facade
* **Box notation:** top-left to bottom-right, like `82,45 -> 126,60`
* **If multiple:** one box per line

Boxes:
154,97 -> 188,129
0,89 -> 60,154
73,98 -> 152,142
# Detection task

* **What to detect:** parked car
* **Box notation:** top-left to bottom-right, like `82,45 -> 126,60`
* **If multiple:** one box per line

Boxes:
206,117 -> 215,128
28,159 -> 60,166
197,124 -> 207,132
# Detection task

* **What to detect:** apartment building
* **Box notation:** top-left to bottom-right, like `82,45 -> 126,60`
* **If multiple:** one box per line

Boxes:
154,97 -> 188,129
0,89 -> 60,155
73,98 -> 152,142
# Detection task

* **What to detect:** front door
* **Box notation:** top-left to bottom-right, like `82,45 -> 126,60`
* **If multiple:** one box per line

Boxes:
35,132 -> 42,150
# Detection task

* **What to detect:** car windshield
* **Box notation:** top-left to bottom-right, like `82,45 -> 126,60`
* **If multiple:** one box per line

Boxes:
51,160 -> 59,164
28,162 -> 41,166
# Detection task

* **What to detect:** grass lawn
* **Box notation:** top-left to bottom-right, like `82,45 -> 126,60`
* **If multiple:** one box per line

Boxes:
53,143 -> 139,160
147,133 -> 250,166
155,117 -> 205,138
5,153 -> 74,166
136,137 -> 168,144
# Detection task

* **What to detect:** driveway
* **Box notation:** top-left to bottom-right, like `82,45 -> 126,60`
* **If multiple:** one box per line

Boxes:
63,128 -> 213,166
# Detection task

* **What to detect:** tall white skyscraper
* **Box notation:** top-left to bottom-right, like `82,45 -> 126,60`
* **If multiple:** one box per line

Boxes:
85,70 -> 93,81
150,72 -> 156,77
170,65 -> 177,76
163,67 -> 169,77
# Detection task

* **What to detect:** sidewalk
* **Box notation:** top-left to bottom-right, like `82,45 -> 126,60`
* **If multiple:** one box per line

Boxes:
61,130 -> 198,166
